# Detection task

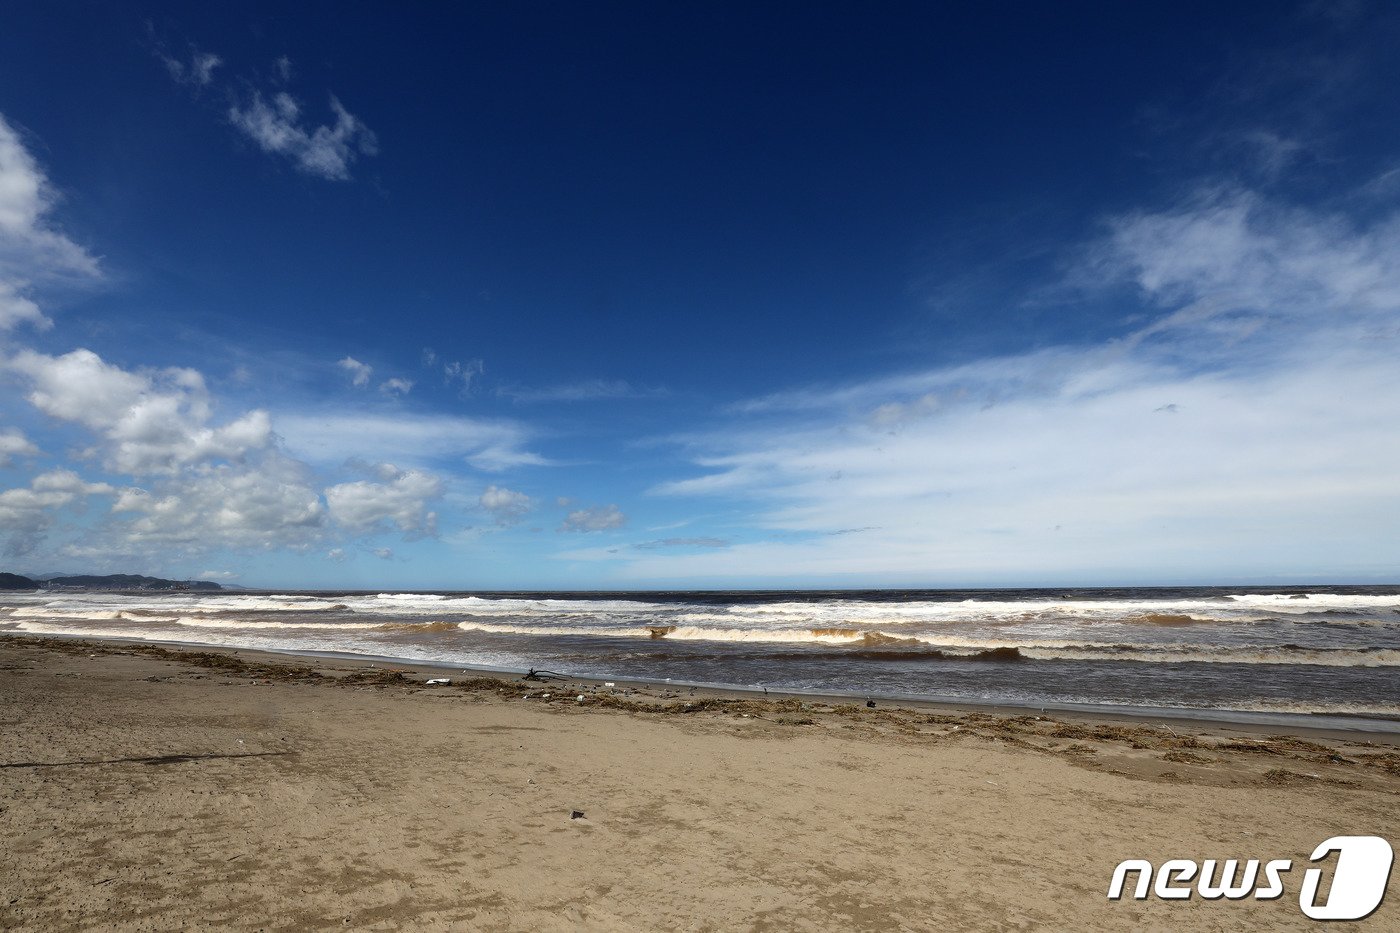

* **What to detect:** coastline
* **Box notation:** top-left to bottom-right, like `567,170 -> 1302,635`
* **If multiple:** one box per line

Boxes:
7,629 -> 1399,737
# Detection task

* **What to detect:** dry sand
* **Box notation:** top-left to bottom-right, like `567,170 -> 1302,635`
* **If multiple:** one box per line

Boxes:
2,635 -> 1398,931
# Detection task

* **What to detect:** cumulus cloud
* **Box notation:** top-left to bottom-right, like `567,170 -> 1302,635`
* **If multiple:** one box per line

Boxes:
1,346 -> 335,556
558,504 -> 626,533
228,92 -> 377,181
638,186 -> 1400,583
0,469 -> 113,556
109,453 -> 325,550
7,348 -> 273,475
0,122 -> 418,562
479,484 -> 531,526
325,464 -> 442,537
0,428 -> 39,466
378,377 -> 413,397
338,356 -> 372,387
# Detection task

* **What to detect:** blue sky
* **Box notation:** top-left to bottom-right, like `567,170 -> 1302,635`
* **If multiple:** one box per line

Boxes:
3,2 -> 1400,588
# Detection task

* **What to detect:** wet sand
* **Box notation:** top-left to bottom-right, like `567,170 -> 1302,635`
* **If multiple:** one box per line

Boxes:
2,635 -> 1398,930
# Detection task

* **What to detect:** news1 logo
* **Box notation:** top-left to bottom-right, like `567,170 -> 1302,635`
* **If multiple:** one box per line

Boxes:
1108,836 -> 1394,920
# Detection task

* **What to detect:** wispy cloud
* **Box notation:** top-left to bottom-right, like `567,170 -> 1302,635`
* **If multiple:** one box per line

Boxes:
500,379 -> 667,403
0,113 -> 101,330
274,410 -> 549,473
228,92 -> 377,182
445,358 -> 485,394
152,35 -> 377,182
638,183 -> 1400,583
160,47 -> 222,88
635,537 -> 728,550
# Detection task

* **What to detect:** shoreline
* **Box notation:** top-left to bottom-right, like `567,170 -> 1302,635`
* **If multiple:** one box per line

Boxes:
6,629 -> 1399,737
6,584 -> 1398,734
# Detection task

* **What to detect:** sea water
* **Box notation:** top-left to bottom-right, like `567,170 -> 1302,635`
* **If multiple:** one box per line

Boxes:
4,586 -> 1399,720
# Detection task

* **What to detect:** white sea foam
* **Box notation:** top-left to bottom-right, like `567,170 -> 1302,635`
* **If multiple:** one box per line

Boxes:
171,617 -> 383,631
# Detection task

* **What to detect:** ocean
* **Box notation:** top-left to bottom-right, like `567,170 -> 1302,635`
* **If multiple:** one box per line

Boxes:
4,586 -> 1399,722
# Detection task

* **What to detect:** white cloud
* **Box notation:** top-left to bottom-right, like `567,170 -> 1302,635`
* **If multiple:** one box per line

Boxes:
479,484 -> 531,525
0,428 -> 39,466
378,377 -> 413,397
338,356 -> 372,387
325,464 -> 442,537
109,453 -> 325,551
228,92 -> 377,181
161,48 -> 222,87
197,569 -> 239,581
638,187 -> 1400,583
466,444 -> 551,472
0,113 -> 101,331
7,348 -> 273,475
0,281 -> 47,330
501,379 -> 666,403
558,504 -> 626,533
0,469 -> 113,556
635,537 -> 729,550
373,547 -> 393,560
444,358 -> 484,393
276,411 -> 549,473
1093,188 -> 1400,343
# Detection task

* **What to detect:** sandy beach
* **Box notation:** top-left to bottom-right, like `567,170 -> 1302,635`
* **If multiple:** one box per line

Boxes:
2,635 -> 1398,931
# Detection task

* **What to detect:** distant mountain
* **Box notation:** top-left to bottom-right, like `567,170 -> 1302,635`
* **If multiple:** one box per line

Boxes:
0,572 -> 39,590
40,574 -> 222,591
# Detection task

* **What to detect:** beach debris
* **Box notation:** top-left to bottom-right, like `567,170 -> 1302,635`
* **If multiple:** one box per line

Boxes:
425,678 -> 451,686
604,682 -> 615,688
522,668 -> 568,682
576,694 -> 585,702
866,699 -> 877,708
570,810 -> 586,820
542,693 -> 552,699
